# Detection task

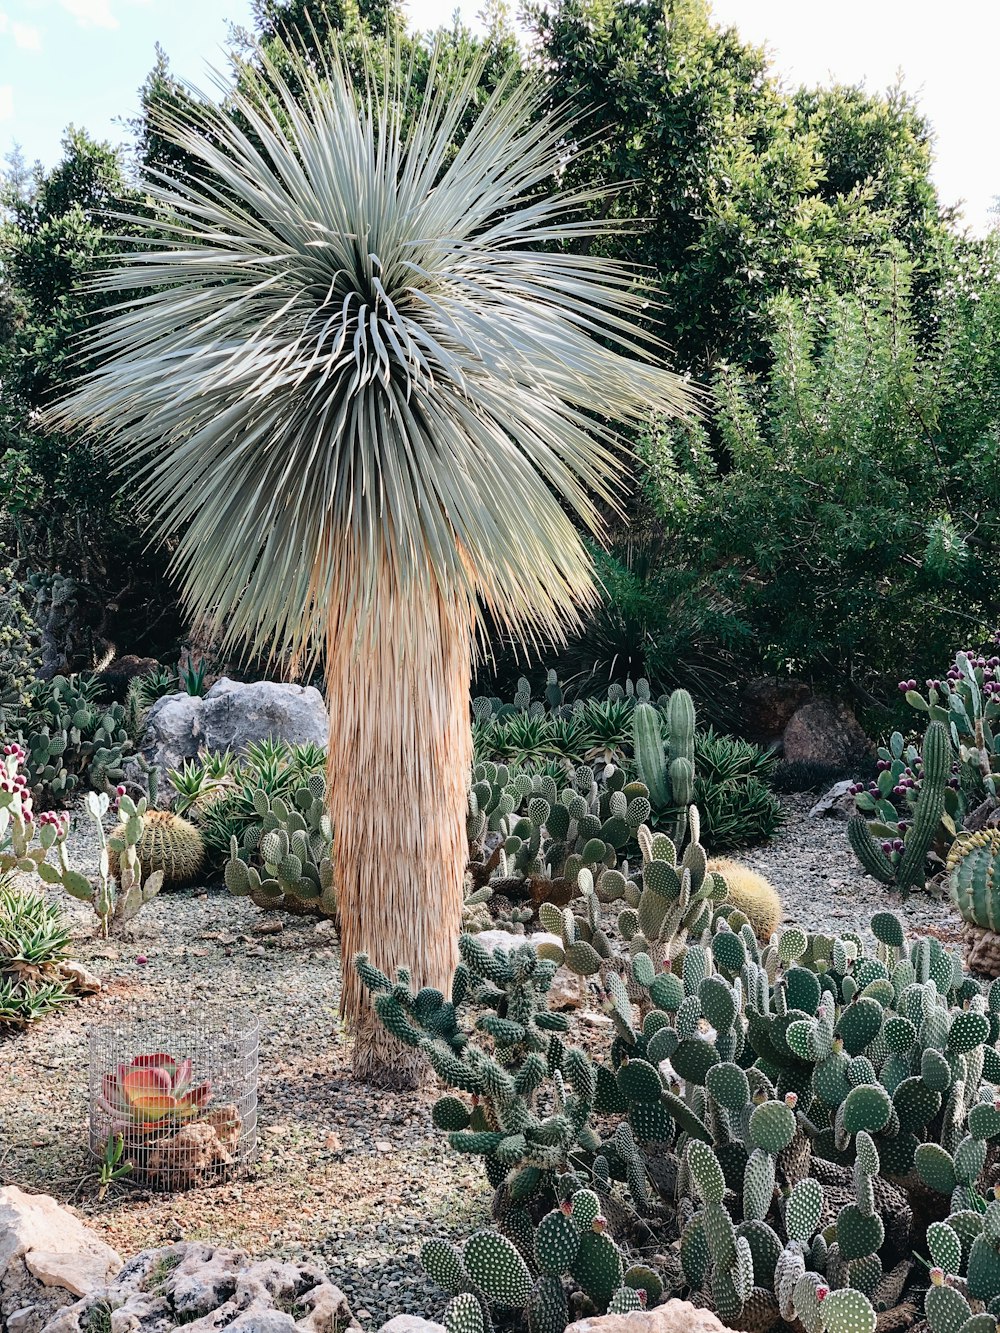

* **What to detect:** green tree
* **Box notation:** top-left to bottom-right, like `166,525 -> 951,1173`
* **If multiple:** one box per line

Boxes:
0,131 -> 180,668
640,245 -> 1000,705
525,0 -> 949,376
56,41 -> 692,1084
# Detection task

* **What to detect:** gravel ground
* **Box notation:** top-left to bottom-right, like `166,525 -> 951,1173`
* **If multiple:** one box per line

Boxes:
741,792 -> 961,948
0,791 -> 965,1326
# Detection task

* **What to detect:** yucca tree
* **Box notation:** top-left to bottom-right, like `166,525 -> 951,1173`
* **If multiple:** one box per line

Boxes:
55,38 -> 694,1085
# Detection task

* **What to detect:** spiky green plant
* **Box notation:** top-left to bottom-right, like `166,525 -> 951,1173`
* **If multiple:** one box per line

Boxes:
52,36 -> 693,1084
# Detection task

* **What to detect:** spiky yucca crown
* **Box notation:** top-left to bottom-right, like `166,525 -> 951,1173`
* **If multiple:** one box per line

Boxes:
708,857 -> 782,943
110,809 -> 206,889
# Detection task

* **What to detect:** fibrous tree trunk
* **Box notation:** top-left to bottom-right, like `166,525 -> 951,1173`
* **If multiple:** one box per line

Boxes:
327,582 -> 472,1088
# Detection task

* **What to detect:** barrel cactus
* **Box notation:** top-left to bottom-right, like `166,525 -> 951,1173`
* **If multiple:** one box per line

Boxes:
109,809 -> 206,889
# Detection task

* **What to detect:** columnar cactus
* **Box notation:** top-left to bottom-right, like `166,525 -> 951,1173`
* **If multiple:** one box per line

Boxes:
632,688 -> 696,844
848,719 -> 951,892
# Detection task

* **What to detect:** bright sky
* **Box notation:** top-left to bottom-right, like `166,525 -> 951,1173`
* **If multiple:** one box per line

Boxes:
1,0 -> 995,232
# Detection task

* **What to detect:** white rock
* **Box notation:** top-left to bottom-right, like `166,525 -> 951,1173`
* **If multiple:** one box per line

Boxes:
37,1244 -> 358,1333
134,678 -> 329,781
0,1188 -> 122,1300
474,930 -> 562,954
379,1319 -> 446,1333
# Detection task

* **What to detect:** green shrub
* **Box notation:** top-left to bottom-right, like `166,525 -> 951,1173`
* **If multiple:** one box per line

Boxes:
638,251 -> 1000,703
0,565 -> 41,731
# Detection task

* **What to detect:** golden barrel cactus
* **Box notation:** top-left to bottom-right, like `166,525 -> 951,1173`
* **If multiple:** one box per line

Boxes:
708,857 -> 783,943
110,810 -> 206,890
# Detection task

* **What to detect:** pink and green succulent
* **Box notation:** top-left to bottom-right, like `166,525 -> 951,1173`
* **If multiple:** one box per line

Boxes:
100,1052 -> 212,1134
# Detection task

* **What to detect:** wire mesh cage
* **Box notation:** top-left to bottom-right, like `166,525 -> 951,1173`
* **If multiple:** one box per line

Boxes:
88,1005 -> 259,1191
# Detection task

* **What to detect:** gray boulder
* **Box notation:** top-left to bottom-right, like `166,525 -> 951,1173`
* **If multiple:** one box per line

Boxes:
782,698 -> 869,770
200,678 -> 328,755
134,679 -> 328,782
40,1243 -> 358,1333
809,779 -> 857,820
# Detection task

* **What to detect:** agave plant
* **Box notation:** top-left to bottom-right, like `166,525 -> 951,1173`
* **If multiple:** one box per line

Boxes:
99,1053 -> 212,1134
53,37 -> 693,1084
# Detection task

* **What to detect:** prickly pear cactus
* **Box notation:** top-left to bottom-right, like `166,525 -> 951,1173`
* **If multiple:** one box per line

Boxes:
225,772 -> 336,919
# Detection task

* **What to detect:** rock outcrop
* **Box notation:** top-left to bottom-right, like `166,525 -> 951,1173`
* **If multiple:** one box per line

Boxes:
39,1242 -> 358,1333
0,1187 -> 122,1333
135,678 -> 329,779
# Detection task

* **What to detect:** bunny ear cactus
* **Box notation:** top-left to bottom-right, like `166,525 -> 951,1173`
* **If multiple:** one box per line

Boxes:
365,903 -> 1000,1333
225,775 -> 336,920
423,1189 -> 627,1333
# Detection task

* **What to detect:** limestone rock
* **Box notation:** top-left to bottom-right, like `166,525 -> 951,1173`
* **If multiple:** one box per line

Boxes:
38,1243 -> 358,1333
136,692 -> 204,775
565,1299 -> 729,1333
782,697 -> 869,770
809,779 -> 857,820
379,1319 -> 446,1333
0,1188 -> 122,1333
56,961 -> 102,995
134,678 -> 329,783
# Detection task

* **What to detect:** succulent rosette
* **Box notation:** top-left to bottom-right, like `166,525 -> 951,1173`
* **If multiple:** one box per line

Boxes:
99,1052 -> 212,1134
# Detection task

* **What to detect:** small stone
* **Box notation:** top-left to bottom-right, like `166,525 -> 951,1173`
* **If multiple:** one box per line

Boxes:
374,1141 -> 392,1153
254,920 -> 284,935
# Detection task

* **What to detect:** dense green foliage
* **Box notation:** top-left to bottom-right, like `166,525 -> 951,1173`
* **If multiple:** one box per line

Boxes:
0,133 -> 183,669
637,251 -> 1000,703
526,0 -> 948,375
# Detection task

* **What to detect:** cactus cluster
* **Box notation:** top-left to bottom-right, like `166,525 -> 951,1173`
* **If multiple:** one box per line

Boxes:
466,760 -> 653,927
224,772 -> 336,919
632,687 -> 696,844
848,719 -> 951,893
9,673 -> 131,806
423,1185 -> 656,1332
472,675 -> 780,853
360,900 -> 1000,1333
0,743 -> 162,935
850,645 -> 1000,892
923,1203 -> 1000,1333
